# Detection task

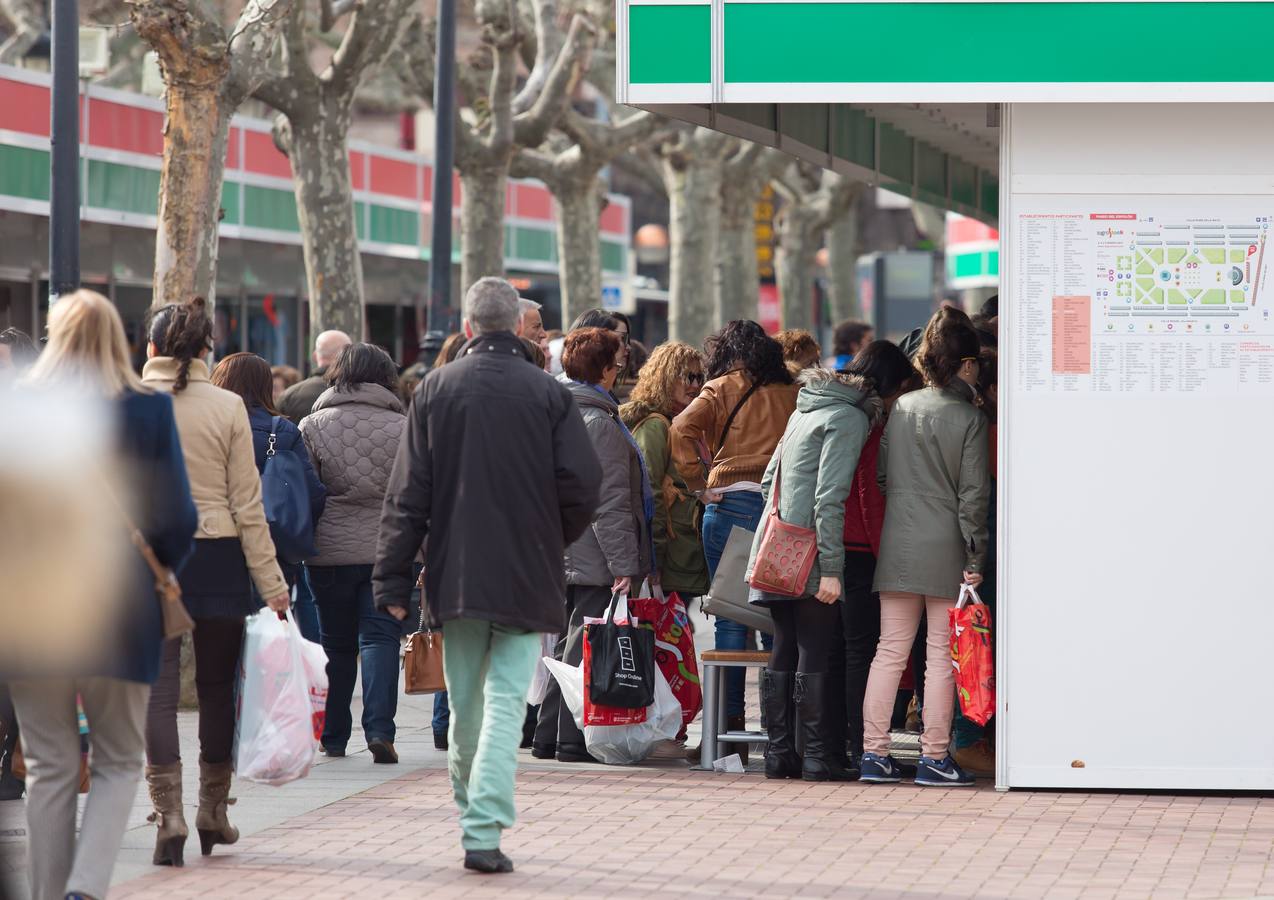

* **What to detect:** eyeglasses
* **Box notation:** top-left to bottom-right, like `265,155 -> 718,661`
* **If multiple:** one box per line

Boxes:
685,372 -> 705,386
617,332 -> 631,346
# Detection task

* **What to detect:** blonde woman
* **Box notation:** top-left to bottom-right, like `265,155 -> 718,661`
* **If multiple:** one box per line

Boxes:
619,341 -> 709,600
13,290 -> 197,899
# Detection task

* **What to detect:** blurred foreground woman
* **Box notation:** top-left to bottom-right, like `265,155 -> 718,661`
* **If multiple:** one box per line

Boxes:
8,290 -> 197,900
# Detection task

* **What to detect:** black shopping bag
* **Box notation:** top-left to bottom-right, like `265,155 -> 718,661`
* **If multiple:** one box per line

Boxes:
584,592 -> 656,709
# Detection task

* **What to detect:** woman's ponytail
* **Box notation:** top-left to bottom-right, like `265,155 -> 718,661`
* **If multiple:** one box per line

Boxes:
147,297 -> 213,393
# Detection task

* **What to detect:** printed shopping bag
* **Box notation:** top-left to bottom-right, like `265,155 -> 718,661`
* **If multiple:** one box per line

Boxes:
630,586 -> 702,726
543,658 -> 681,764
949,584 -> 995,727
582,592 -> 655,725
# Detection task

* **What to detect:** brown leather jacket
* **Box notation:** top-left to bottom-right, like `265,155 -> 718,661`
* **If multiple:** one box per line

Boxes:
670,369 -> 799,494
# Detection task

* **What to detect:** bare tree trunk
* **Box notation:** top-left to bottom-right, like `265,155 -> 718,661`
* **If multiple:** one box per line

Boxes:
825,201 -> 862,323
716,201 -> 758,324
775,203 -> 820,332
279,113 -> 365,338
153,86 -> 232,305
667,159 -> 723,345
555,177 -> 603,324
461,165 -> 509,290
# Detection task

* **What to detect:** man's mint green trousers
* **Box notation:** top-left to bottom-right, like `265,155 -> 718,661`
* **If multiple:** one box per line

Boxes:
441,617 -> 540,851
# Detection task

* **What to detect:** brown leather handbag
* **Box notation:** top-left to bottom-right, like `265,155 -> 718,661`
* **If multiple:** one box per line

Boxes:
404,574 -> 445,694
747,443 -> 818,597
106,482 -> 194,640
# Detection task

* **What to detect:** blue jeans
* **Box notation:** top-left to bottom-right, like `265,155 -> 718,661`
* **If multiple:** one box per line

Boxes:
308,564 -> 401,748
702,490 -> 772,717
291,566 -> 322,644
433,691 -> 450,736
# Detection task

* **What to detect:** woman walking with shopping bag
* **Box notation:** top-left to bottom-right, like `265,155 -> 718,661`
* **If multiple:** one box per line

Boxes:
142,298 -> 291,864
859,307 -> 991,788
744,367 -> 882,781
533,327 -> 653,763
12,290 -> 197,898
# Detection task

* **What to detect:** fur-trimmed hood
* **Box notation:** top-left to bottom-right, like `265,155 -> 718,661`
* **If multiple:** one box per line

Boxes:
795,367 -> 883,426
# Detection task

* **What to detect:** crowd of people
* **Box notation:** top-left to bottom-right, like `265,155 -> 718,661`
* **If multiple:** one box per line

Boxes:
0,280 -> 999,895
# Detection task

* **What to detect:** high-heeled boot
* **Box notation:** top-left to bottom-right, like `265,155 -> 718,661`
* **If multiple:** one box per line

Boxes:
145,763 -> 187,866
794,673 -> 858,782
762,670 -> 801,779
195,758 -> 239,856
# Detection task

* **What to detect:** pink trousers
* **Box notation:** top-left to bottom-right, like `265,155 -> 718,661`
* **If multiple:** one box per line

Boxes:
862,592 -> 956,760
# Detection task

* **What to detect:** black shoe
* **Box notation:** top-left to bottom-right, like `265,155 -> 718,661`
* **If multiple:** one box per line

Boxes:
320,743 -> 346,758
367,739 -> 398,764
530,742 -> 556,760
434,732 -> 448,751
795,673 -> 857,782
762,670 -> 801,780
555,744 -> 598,763
464,848 -> 514,874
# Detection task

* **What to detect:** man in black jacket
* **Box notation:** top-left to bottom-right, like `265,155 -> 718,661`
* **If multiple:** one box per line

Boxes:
374,276 -> 601,875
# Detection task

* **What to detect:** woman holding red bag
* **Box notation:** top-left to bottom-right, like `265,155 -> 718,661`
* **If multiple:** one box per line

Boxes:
860,307 -> 990,788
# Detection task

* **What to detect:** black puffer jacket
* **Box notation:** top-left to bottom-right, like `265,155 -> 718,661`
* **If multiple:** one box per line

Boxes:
373,332 -> 602,633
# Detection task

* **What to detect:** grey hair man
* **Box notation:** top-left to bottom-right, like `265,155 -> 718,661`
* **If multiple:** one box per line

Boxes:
375,274 -> 600,874
515,297 -> 549,367
278,329 -> 353,424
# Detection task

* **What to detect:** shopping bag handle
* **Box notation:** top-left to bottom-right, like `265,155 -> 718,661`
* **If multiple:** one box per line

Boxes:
605,590 -> 631,624
956,583 -> 983,609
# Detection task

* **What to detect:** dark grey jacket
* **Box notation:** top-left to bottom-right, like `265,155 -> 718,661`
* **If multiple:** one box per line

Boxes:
278,368 -> 329,425
373,332 -> 602,633
873,380 -> 990,600
561,377 -> 654,587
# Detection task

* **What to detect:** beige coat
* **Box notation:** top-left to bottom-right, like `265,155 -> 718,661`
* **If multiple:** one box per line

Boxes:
141,357 -> 287,599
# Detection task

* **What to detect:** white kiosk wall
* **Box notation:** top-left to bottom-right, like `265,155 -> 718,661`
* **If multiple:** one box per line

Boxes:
999,104 -> 1274,790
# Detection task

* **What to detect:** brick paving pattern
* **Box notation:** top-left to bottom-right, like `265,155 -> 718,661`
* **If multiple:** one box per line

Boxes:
110,760 -> 1274,899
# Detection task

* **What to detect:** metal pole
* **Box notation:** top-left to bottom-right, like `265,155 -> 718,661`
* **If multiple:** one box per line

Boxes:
48,0 -> 80,303
421,0 -> 456,363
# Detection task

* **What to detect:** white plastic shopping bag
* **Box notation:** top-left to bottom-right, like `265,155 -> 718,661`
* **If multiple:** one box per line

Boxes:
542,657 -> 680,764
526,632 -> 558,706
235,609 -> 327,786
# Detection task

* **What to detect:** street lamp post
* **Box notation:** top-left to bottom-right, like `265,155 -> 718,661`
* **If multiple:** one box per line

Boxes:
420,0 -> 456,364
48,0 -> 79,303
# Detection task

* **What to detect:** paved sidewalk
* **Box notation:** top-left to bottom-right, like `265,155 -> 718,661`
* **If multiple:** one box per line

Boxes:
103,759 -> 1274,900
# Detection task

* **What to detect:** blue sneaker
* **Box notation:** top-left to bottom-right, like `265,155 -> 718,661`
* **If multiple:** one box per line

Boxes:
915,755 -> 975,787
859,752 -> 903,783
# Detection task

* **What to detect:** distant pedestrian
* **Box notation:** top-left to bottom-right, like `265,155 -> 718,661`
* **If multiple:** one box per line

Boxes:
211,352 -> 327,596
300,343 -> 406,764
278,329 -> 352,424
860,307 -> 989,788
569,309 -> 630,397
670,320 -> 798,759
777,329 -> 822,377
16,290 -> 196,895
431,332 -> 467,369
517,297 -> 550,365
534,327 -> 654,764
375,277 -> 601,874
746,364 -> 882,782
271,364 -> 302,406
830,320 -> 874,371
142,298 -> 289,864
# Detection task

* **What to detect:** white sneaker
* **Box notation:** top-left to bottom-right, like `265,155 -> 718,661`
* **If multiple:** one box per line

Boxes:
646,739 -> 687,760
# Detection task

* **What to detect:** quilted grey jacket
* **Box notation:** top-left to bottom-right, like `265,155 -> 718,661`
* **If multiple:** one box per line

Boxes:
561,377 -> 652,586
300,383 -> 406,566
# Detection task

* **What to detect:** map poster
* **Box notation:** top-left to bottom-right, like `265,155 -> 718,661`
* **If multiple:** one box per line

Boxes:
1015,203 -> 1274,394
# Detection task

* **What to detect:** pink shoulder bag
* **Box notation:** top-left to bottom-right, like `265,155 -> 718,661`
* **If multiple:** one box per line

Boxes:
747,442 -> 818,597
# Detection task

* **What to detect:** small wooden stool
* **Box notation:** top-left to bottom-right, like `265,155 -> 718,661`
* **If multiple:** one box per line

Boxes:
697,649 -> 770,770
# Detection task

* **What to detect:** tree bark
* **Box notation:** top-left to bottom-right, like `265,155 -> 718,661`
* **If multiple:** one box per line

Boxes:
554,176 -> 603,325
825,197 -> 862,323
279,113 -> 365,338
716,200 -> 758,325
0,0 -> 44,64
775,202 -> 820,332
461,164 -> 509,290
666,156 -> 725,345
153,84 -> 232,305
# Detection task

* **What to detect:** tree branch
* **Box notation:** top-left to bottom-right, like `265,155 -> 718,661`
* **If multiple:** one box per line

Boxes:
511,12 -> 596,148
327,0 -> 415,97
510,0 -> 559,115
224,0 -> 292,105
510,146 -> 559,184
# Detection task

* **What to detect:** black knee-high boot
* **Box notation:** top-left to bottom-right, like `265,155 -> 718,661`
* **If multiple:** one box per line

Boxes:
795,673 -> 858,782
763,670 -> 800,779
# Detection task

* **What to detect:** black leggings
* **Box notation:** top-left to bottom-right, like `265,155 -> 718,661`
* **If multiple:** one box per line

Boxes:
770,595 -> 840,673
146,617 -> 246,766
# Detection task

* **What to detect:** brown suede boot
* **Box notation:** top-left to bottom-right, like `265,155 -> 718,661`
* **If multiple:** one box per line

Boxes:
195,758 -> 239,856
145,763 -> 187,866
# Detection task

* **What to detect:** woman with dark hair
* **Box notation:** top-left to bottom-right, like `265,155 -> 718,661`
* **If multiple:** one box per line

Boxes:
211,352 -> 326,592
533,327 -> 653,763
142,298 -> 289,863
860,308 -> 990,788
825,340 -> 919,773
300,343 -> 407,764
569,308 -> 630,390
669,320 -> 799,756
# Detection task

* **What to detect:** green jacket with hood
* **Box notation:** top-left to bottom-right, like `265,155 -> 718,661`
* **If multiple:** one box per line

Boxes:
745,370 -> 881,600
